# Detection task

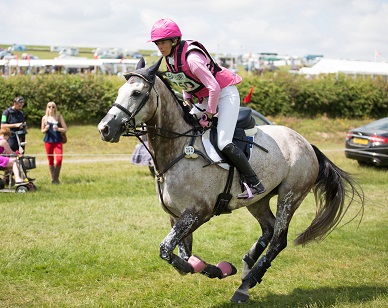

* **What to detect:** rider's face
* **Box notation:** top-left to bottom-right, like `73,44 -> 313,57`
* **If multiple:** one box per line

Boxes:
155,39 -> 173,57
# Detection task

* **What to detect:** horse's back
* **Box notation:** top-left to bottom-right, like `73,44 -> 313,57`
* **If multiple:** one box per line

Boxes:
251,125 -> 319,191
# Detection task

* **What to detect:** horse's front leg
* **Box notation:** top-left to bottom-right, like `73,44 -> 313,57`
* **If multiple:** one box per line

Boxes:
170,216 -> 192,263
160,210 -> 204,275
161,210 -> 237,279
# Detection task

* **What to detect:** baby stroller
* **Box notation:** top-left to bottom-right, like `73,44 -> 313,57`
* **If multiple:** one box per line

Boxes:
0,128 -> 37,193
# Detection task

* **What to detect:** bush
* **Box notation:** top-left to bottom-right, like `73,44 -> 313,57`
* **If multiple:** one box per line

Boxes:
237,73 -> 388,119
1,72 -> 387,128
0,74 -> 123,127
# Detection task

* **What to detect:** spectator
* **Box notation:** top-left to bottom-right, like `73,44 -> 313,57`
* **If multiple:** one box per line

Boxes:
0,127 -> 27,184
1,97 -> 27,152
41,102 -> 68,184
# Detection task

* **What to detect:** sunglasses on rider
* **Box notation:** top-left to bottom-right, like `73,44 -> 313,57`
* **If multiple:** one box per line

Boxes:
48,106 -> 56,109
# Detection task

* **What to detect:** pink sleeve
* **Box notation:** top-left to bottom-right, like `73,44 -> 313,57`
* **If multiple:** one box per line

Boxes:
186,51 -> 220,114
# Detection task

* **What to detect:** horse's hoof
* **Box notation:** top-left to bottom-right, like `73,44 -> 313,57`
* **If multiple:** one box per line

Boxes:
230,289 -> 250,303
217,261 -> 237,278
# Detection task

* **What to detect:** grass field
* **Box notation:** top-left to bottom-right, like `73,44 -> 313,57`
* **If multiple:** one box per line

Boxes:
0,119 -> 387,307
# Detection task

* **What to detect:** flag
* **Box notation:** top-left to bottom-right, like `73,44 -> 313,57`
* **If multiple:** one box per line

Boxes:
243,86 -> 254,104
375,50 -> 382,58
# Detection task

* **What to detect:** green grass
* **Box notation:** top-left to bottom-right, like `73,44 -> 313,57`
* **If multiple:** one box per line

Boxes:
0,120 -> 387,307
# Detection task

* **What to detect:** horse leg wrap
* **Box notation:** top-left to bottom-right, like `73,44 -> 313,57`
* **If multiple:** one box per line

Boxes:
170,254 -> 194,274
188,255 -> 206,273
243,254 -> 256,269
242,256 -> 271,287
200,264 -> 223,279
200,262 -> 237,279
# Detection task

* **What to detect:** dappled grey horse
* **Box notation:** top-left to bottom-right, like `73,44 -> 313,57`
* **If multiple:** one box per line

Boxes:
98,58 -> 364,303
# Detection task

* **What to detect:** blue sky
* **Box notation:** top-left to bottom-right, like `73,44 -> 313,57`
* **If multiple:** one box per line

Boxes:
1,0 -> 387,61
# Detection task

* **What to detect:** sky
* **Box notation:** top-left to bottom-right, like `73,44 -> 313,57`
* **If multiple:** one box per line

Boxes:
1,0 -> 387,62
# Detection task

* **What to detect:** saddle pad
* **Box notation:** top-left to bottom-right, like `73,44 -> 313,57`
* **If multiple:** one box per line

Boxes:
202,126 -> 257,170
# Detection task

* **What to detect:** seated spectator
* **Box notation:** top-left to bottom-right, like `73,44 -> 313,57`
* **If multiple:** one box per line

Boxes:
0,127 -> 26,184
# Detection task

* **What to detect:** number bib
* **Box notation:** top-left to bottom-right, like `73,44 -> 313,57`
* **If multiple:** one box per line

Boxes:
164,71 -> 202,93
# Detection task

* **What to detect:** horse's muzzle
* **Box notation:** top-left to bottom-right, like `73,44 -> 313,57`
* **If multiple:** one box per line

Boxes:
98,114 -> 122,143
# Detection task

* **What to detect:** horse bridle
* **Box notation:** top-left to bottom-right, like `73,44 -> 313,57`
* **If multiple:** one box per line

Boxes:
112,73 -> 159,134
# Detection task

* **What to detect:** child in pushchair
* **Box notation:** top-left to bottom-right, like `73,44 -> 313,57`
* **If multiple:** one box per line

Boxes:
0,127 -> 36,192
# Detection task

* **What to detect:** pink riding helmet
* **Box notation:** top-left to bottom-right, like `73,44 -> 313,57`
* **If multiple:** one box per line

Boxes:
148,18 -> 182,42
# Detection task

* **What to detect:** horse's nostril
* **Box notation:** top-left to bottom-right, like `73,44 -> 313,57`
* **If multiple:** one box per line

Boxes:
100,125 -> 109,136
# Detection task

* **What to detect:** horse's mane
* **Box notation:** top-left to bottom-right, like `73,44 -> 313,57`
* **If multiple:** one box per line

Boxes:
156,71 -> 197,127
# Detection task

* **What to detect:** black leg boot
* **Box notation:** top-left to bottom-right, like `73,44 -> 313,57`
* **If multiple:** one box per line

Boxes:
221,143 -> 265,199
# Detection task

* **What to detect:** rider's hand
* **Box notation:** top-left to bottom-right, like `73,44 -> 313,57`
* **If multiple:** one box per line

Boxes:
183,98 -> 193,108
199,112 -> 213,128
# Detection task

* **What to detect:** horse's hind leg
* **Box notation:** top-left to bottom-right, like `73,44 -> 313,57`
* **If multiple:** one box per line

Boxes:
231,190 -> 308,303
242,196 -> 275,278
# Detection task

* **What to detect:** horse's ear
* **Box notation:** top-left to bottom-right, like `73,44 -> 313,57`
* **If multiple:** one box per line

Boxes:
134,57 -> 163,84
136,57 -> 146,70
145,57 -> 163,84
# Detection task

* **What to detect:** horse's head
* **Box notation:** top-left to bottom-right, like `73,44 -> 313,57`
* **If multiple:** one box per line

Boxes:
98,57 -> 162,143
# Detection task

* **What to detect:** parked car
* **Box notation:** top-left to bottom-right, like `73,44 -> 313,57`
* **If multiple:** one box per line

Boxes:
345,117 -> 388,167
251,109 -> 273,126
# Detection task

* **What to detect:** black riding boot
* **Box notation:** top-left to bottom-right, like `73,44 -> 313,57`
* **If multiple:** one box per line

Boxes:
221,143 -> 265,199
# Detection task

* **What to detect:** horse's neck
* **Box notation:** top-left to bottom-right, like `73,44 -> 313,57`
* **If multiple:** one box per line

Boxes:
146,82 -> 192,167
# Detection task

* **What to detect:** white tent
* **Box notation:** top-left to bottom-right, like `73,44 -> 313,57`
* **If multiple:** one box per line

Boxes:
299,58 -> 388,76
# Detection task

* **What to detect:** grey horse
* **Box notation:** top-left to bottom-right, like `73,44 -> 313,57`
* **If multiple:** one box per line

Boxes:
98,58 -> 364,303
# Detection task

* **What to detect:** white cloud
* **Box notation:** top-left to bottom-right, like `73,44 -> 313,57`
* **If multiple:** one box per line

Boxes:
1,0 -> 386,61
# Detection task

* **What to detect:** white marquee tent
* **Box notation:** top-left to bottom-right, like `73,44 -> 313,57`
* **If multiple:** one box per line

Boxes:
299,59 -> 388,76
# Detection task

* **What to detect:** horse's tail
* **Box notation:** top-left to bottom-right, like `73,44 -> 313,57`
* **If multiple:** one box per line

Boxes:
294,145 -> 364,246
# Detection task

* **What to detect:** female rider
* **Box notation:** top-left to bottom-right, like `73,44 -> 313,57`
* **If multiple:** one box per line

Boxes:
148,18 -> 265,199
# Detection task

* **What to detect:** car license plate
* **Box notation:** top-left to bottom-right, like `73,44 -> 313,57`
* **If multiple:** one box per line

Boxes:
353,138 -> 368,145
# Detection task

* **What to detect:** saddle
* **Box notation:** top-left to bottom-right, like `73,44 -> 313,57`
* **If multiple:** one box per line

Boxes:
209,107 -> 256,163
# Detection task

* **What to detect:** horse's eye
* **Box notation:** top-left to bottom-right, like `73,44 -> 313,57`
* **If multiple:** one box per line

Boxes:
133,90 -> 141,97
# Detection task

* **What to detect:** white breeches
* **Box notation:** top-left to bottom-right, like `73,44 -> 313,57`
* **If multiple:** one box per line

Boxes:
191,85 -> 240,151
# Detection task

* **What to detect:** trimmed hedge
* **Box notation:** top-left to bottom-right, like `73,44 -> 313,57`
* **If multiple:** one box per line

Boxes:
1,72 -> 387,127
0,74 -> 122,127
237,72 -> 388,119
